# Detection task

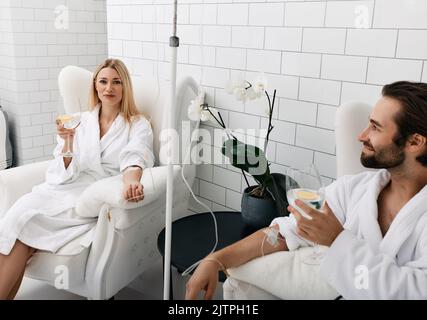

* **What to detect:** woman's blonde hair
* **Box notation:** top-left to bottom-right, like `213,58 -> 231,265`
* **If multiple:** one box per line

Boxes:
89,58 -> 140,123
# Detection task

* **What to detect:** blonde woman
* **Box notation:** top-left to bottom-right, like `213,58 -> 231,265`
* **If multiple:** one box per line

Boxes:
0,58 -> 155,299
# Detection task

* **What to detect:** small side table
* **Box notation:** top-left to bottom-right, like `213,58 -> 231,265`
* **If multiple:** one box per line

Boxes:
157,211 -> 257,298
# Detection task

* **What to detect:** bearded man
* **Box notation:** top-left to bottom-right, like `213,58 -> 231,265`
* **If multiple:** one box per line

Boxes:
186,81 -> 427,300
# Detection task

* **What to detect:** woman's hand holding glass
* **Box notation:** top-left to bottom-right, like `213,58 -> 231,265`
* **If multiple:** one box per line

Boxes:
56,118 -> 80,157
56,98 -> 82,158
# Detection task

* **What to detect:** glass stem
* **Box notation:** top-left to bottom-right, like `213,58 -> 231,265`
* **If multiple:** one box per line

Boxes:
67,132 -> 71,153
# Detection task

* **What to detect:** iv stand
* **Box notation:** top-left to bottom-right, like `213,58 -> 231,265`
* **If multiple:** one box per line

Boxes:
163,0 -> 179,300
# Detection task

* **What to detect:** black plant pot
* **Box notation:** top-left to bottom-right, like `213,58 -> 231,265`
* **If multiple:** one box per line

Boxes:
241,185 -> 279,229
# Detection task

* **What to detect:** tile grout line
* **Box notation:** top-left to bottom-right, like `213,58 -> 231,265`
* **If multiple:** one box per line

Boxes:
371,0 -> 377,29
394,29 -> 400,58
323,1 -> 327,28
365,56 -> 370,83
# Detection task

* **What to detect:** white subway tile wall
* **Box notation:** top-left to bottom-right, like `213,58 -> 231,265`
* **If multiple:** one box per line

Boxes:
397,30 -> 427,60
282,52 -> 321,78
105,0 -> 426,213
0,0 -> 108,165
367,58 -> 422,85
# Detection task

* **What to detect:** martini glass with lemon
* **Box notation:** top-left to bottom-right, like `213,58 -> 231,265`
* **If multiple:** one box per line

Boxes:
56,113 -> 81,158
285,164 -> 325,265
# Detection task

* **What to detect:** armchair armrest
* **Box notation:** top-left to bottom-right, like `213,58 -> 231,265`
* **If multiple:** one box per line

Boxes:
75,165 -> 182,218
0,160 -> 51,216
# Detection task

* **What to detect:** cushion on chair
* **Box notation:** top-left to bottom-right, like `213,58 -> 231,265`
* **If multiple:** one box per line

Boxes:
25,233 -> 90,287
227,246 -> 339,300
58,65 -> 92,114
0,161 -> 51,217
223,277 -> 281,300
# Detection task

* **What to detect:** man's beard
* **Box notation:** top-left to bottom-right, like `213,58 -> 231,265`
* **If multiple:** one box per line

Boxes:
360,142 -> 405,169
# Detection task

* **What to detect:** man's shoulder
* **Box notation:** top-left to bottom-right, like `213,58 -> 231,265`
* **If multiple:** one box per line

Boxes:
326,170 -> 386,210
337,169 -> 385,187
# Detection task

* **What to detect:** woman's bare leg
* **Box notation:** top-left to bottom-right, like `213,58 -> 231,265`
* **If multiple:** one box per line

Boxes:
0,240 -> 35,300
6,269 -> 25,300
6,245 -> 36,300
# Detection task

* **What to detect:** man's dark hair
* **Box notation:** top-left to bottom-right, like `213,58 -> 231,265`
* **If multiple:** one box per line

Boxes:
382,81 -> 427,166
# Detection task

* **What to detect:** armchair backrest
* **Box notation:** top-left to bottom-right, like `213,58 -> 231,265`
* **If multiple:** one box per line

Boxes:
58,66 -> 199,166
335,101 -> 374,177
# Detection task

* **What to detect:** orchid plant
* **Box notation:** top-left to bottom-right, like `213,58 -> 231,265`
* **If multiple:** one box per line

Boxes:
188,74 -> 277,199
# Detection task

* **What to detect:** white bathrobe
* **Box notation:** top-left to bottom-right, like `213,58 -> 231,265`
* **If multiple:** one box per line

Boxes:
272,169 -> 427,299
0,105 -> 155,255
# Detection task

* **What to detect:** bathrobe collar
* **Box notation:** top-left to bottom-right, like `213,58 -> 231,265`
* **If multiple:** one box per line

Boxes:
353,169 -> 427,257
354,169 -> 390,251
380,183 -> 427,257
79,104 -> 123,178
92,104 -> 126,153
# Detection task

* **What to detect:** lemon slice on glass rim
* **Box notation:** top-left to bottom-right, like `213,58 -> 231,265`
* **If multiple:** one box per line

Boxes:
57,115 -> 73,124
295,189 -> 319,201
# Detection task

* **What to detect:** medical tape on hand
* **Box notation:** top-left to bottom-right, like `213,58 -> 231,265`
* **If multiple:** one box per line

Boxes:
262,227 -> 280,247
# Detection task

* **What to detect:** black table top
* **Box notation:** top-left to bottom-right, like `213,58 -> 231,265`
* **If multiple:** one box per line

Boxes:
157,211 -> 257,281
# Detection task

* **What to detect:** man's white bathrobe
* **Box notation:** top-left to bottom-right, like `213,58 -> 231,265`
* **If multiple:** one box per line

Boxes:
0,105 -> 154,255
272,169 -> 427,299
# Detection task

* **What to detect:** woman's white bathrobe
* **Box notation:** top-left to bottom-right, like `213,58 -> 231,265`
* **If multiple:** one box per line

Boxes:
0,105 -> 155,255
272,169 -> 427,299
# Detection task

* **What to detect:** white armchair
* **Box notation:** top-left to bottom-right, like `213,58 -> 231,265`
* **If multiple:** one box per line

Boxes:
223,101 -> 373,300
0,66 -> 200,299
335,101 -> 373,177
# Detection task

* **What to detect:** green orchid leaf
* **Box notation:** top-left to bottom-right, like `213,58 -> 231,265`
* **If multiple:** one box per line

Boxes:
221,139 -> 272,187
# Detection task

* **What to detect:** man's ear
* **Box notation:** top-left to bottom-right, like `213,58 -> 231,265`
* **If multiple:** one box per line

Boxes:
407,133 -> 426,152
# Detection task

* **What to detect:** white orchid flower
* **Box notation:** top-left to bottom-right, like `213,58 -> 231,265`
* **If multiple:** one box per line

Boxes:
246,87 -> 258,101
253,73 -> 267,96
235,76 -> 246,89
233,87 -> 247,102
187,91 -> 206,121
188,104 -> 201,121
200,109 -> 211,122
225,74 -> 246,94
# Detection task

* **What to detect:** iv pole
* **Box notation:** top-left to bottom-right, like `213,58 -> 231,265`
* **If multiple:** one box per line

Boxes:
164,0 -> 179,300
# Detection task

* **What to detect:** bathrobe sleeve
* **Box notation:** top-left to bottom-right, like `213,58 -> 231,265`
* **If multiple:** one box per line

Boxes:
320,229 -> 427,299
45,135 -> 80,185
119,116 -> 155,173
270,175 -> 350,251
270,215 -> 311,251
